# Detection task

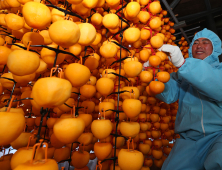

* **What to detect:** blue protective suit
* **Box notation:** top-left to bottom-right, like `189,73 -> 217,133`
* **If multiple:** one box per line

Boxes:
156,28 -> 222,170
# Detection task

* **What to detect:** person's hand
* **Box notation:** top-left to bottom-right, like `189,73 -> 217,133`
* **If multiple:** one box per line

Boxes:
158,44 -> 185,68
143,60 -> 150,69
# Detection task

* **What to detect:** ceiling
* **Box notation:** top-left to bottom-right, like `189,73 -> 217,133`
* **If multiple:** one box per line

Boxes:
159,0 -> 222,44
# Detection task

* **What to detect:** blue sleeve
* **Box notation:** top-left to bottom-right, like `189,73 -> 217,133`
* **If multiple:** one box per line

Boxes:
155,72 -> 181,104
178,58 -> 222,102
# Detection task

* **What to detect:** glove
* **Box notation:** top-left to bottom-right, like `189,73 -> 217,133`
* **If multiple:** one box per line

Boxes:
143,60 -> 150,69
158,44 -> 185,68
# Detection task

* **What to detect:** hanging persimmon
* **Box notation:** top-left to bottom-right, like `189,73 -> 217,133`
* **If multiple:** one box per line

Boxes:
51,8 -> 65,23
137,11 -> 150,24
94,142 -> 112,160
22,32 -> 44,50
118,144 -> 144,170
98,101 -> 114,117
0,45 -> 12,65
156,71 -> 170,83
7,50 -> 40,76
6,0 -> 21,7
149,17 -> 161,30
124,27 -> 141,43
96,77 -> 114,97
71,150 -> 90,169
53,114 -> 85,144
91,117 -> 112,139
65,63 -> 91,87
39,30 -> 52,45
40,44 -> 66,66
0,96 -> 25,146
22,2 -> 52,30
149,81 -> 165,94
122,98 -> 142,118
100,41 -> 118,58
126,1 -> 140,18
78,23 -> 97,46
149,1 -> 162,14
14,142 -> 58,170
12,73 -> 36,86
102,13 -> 119,29
119,122 -> 140,138
124,59 -> 143,77
32,68 -> 72,108
149,55 -> 162,67
10,144 -> 44,169
5,13 -> 24,30
49,20 -> 80,48
77,133 -> 93,146
150,35 -> 164,48
82,0 -> 98,9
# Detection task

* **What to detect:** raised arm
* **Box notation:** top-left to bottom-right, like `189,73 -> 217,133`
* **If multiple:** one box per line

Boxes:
178,58 -> 222,102
159,44 -> 222,102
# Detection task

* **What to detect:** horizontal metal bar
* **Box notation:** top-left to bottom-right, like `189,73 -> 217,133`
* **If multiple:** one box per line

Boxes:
174,26 -> 201,36
177,7 -> 222,21
174,35 -> 195,43
173,21 -> 186,30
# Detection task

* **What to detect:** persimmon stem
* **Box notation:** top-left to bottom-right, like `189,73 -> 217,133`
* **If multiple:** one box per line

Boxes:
17,100 -> 20,108
27,133 -> 35,149
96,161 -> 102,170
23,123 -> 26,132
31,141 -> 48,164
105,70 -> 108,78
71,105 -> 76,118
27,41 -> 32,51
101,108 -> 105,119
7,95 -> 15,112
127,137 -> 131,151
132,138 -> 134,150
4,41 -> 7,47
50,66 -> 63,78
80,56 -> 83,65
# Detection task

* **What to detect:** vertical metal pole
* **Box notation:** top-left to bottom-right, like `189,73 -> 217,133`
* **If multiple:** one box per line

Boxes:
113,1 -> 126,169
6,82 -> 16,107
53,46 -> 60,67
204,0 -> 218,34
68,143 -> 73,170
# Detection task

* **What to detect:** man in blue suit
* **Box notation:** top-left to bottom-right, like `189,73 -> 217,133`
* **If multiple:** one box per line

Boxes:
157,28 -> 222,170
